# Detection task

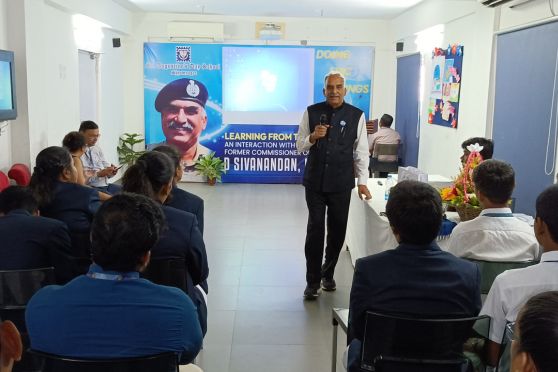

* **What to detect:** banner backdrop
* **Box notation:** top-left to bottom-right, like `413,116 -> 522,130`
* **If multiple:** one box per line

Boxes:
144,43 -> 374,183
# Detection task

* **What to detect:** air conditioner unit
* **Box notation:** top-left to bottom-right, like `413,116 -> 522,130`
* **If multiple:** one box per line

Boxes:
478,0 -> 515,7
167,22 -> 224,42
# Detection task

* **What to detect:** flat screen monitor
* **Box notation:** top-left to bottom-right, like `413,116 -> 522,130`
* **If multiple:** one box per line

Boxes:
0,49 -> 17,121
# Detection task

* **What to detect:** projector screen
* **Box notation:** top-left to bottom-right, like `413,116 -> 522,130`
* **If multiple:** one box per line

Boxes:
0,61 -> 14,110
223,47 -> 314,112
0,49 -> 17,121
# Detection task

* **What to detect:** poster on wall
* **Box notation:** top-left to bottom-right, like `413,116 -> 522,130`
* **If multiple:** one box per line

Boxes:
428,45 -> 464,128
144,43 -> 223,182
144,43 -> 374,183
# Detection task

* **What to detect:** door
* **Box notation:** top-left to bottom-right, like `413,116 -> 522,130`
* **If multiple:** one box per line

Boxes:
492,21 -> 558,215
395,53 -> 421,167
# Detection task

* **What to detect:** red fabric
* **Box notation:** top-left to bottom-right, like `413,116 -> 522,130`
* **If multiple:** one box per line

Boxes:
8,163 -> 31,186
0,171 -> 9,192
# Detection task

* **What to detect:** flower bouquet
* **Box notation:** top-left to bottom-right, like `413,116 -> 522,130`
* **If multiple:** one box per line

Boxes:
440,143 -> 484,221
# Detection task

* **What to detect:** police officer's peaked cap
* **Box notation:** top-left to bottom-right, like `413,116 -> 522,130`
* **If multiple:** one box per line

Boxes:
155,78 -> 209,112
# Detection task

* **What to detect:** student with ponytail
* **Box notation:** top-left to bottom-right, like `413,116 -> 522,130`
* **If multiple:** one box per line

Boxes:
122,151 -> 208,335
29,146 -> 101,262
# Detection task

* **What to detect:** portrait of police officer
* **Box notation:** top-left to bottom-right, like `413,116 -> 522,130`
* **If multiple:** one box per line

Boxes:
150,78 -> 211,180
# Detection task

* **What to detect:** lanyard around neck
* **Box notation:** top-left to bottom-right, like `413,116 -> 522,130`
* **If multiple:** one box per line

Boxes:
482,212 -> 514,218
87,271 -> 138,281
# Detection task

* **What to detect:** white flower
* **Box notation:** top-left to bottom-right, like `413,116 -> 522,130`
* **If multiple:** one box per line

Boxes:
466,143 -> 484,154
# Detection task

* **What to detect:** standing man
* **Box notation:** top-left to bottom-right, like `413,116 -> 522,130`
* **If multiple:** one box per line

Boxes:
79,120 -> 119,194
296,71 -> 371,300
150,78 -> 211,181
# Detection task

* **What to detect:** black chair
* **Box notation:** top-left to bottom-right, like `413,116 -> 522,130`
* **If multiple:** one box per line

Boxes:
28,350 -> 179,372
369,144 -> 400,178
465,259 -> 538,295
360,311 -> 490,372
0,267 -> 56,372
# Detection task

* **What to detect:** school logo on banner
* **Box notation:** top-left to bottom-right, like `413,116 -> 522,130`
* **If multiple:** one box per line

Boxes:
176,46 -> 191,62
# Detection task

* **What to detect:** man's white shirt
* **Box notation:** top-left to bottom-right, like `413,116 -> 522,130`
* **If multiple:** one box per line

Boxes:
480,250 -> 558,342
446,208 -> 540,261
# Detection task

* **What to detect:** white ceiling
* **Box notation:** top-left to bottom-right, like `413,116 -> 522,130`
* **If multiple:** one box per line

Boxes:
122,0 -> 429,19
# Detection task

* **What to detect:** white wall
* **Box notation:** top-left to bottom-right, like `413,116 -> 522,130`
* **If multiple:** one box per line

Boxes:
122,12 -> 396,136
0,0 -> 12,172
389,0 -> 558,179
498,0 -> 558,31
390,0 -> 496,178
5,0 -> 132,168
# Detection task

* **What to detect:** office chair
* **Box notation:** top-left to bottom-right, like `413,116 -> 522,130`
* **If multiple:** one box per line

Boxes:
369,144 -> 400,178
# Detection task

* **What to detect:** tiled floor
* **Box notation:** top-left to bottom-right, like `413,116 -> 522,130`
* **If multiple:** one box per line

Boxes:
180,182 -> 354,372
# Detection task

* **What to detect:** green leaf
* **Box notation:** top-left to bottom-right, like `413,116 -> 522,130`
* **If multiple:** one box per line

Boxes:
194,152 -> 226,182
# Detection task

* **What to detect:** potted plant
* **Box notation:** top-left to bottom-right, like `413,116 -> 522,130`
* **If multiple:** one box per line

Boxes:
117,133 -> 146,168
194,152 -> 226,185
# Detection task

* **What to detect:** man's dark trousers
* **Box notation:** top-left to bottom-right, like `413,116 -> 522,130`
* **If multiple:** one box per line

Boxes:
304,187 -> 352,287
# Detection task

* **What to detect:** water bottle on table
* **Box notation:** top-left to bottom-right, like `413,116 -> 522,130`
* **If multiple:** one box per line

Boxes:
384,174 -> 396,200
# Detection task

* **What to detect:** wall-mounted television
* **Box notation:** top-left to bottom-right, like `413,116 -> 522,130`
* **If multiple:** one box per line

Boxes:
0,49 -> 17,121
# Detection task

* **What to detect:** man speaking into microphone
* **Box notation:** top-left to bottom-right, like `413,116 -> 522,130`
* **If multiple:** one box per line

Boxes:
296,71 -> 372,300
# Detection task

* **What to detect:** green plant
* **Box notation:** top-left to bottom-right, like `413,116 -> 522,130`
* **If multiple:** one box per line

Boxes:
117,133 -> 146,167
194,152 -> 226,183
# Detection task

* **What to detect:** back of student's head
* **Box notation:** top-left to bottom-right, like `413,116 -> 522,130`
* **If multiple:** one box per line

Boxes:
386,180 -> 443,244
515,291 -> 558,372
380,114 -> 394,128
0,186 -> 38,214
29,146 -> 73,207
79,120 -> 98,132
536,185 -> 558,243
122,151 -> 174,200
472,159 -> 515,204
62,131 -> 86,153
91,193 -> 166,272
152,145 -> 181,170
461,137 -> 494,160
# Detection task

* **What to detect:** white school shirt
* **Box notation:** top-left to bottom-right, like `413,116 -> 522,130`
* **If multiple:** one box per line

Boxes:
446,208 -> 540,262
480,250 -> 558,342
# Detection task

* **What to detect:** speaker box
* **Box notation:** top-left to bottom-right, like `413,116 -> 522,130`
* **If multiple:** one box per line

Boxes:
112,38 -> 121,48
396,42 -> 404,52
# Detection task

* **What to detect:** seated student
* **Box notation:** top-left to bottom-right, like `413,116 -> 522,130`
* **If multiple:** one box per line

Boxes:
347,180 -> 481,372
447,160 -> 539,261
511,291 -> 558,372
25,193 -> 203,362
29,146 -> 101,259
122,151 -> 208,335
62,131 -> 111,201
152,145 -> 205,235
480,184 -> 558,367
461,137 -> 494,164
368,114 -> 400,162
0,186 -> 74,283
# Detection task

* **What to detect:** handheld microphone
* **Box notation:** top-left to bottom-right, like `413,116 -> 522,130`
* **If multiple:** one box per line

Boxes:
317,114 -> 327,148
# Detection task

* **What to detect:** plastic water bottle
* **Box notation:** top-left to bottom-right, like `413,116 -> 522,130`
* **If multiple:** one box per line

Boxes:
384,174 -> 396,200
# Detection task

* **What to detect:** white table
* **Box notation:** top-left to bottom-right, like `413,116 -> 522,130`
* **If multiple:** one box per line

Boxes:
344,176 -> 454,265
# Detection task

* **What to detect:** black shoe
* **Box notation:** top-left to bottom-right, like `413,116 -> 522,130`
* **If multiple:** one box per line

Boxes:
321,278 -> 336,291
303,285 -> 320,300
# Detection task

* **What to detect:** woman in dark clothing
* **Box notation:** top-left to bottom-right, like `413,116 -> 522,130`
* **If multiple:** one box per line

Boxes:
29,146 -> 101,265
122,151 -> 208,335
